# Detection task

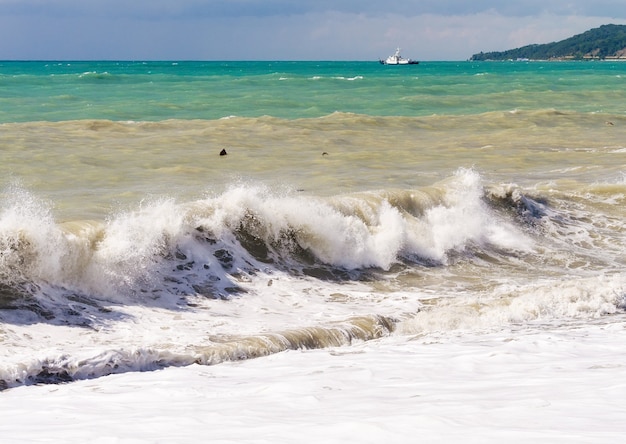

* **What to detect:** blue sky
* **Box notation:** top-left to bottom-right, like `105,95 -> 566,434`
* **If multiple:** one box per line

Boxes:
1,0 -> 625,60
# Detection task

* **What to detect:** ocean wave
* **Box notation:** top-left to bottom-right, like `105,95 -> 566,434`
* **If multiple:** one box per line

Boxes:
0,170 -> 537,304
0,314 -> 395,390
398,274 -> 626,335
2,169 -> 625,390
332,76 -> 364,81
4,168 -> 624,321
77,71 -> 116,81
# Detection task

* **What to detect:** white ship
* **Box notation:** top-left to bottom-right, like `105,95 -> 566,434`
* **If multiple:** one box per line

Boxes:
379,48 -> 419,65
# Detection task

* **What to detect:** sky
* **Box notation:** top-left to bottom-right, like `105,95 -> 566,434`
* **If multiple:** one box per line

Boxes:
1,0 -> 626,60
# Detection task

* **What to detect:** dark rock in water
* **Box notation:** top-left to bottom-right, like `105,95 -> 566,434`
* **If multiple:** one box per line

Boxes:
220,148 -> 228,156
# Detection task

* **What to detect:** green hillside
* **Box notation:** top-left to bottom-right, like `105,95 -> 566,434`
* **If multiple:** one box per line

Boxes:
470,24 -> 626,61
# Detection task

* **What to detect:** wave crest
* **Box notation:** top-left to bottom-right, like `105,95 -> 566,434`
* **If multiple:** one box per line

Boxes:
0,314 -> 396,390
0,170 -> 534,307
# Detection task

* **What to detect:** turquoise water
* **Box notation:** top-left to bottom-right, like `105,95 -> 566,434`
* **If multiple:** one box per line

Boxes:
2,61 -> 626,122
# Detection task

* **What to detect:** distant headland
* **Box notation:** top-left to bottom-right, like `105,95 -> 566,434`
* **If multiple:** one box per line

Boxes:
470,24 -> 626,61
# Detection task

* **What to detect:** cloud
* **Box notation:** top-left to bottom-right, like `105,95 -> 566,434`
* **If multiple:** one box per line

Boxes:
3,0 -> 626,19
0,1 -> 624,60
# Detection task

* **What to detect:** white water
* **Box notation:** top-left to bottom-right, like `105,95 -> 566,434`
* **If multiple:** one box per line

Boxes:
2,317 -> 625,443
1,142 -> 625,441
1,168 -> 625,386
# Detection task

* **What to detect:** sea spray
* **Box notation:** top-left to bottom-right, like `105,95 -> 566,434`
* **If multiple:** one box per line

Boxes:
398,274 -> 625,335
0,171 -> 545,310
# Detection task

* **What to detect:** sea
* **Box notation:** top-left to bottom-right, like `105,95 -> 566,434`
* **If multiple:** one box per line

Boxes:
1,60 -> 625,442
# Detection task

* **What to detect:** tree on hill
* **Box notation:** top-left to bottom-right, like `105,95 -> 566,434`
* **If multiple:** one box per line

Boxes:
470,24 -> 626,60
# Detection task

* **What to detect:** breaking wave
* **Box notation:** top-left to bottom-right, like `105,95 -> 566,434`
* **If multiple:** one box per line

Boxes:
0,170 -> 537,307
2,169 -> 625,390
0,314 -> 396,390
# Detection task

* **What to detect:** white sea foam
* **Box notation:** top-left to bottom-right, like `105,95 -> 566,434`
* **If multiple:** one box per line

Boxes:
0,168 -> 609,310
333,76 -> 364,81
0,186 -> 76,286
399,273 -> 625,335
407,169 -> 533,263
2,316 -> 625,443
0,170 -> 624,399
